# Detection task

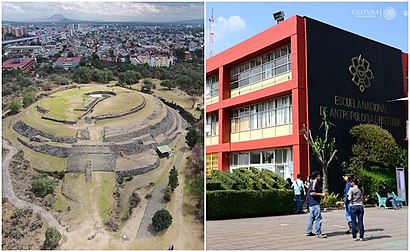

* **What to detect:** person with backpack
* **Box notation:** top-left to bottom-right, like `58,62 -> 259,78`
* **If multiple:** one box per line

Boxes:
292,174 -> 305,214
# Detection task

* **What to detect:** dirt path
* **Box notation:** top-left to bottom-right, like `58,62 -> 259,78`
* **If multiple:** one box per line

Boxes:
136,134 -> 186,239
2,139 -> 66,236
88,122 -> 102,142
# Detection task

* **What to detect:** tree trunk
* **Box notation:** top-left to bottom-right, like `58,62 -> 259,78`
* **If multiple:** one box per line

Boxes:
322,163 -> 329,194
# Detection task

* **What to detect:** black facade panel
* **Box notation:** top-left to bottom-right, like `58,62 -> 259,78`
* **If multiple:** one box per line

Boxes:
306,17 -> 406,193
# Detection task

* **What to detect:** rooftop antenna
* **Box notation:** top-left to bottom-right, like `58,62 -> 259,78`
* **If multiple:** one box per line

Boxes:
208,8 -> 215,58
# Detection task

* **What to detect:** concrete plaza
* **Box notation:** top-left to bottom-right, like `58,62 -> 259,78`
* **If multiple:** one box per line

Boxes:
206,206 -> 408,250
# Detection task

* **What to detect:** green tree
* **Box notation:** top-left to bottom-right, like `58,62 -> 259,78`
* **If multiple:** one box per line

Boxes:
72,66 -> 92,83
16,77 -> 34,89
301,113 -> 337,193
160,79 -> 176,90
8,100 -> 22,114
168,166 -> 179,191
186,127 -> 199,148
43,227 -> 61,250
31,173 -> 55,198
343,124 -> 405,197
141,79 -> 154,92
152,209 -> 173,231
350,124 -> 401,168
118,70 -> 140,85
67,51 -> 74,58
22,87 -> 36,108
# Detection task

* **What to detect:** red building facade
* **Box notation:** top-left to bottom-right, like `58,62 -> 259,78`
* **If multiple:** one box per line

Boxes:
206,15 -> 407,191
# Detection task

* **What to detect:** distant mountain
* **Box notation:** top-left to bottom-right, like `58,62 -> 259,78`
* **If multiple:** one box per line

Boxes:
41,14 -> 69,22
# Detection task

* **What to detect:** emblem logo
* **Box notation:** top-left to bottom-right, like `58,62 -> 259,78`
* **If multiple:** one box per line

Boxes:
349,54 -> 374,92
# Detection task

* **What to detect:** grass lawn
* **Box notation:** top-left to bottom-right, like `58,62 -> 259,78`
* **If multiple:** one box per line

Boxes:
131,79 -> 203,119
96,93 -> 158,127
19,105 -> 77,138
93,172 -> 116,221
90,91 -> 144,116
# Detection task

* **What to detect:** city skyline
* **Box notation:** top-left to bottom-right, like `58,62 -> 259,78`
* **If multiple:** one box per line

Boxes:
3,2 -> 204,22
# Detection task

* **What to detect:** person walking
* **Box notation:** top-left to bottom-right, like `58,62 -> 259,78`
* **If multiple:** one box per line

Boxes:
306,171 -> 327,238
343,174 -> 353,234
292,174 -> 305,214
348,178 -> 365,241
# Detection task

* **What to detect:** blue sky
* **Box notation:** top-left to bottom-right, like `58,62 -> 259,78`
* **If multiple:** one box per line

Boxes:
206,2 -> 408,57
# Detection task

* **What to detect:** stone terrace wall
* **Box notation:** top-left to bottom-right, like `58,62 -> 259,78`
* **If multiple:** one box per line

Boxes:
17,137 -> 72,158
41,116 -> 77,125
104,107 -> 174,143
35,105 -> 49,114
13,120 -> 77,144
110,140 -> 156,156
67,145 -> 116,172
116,158 -> 160,178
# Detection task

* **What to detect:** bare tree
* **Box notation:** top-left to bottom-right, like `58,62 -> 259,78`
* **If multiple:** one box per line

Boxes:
301,113 -> 337,193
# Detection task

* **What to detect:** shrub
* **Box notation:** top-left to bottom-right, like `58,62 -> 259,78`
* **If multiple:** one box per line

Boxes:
31,174 -> 55,198
209,169 -> 287,191
185,127 -> 199,148
207,189 -> 293,220
129,191 -> 141,209
206,180 -> 224,191
168,166 -> 179,191
22,88 -> 36,107
52,75 -> 70,85
152,209 -> 173,230
321,192 -> 339,208
163,186 -> 172,202
104,218 -> 119,231
43,227 -> 61,250
8,100 -> 22,114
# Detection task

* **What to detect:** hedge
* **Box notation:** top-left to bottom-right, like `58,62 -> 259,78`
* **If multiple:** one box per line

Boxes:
207,189 -> 293,220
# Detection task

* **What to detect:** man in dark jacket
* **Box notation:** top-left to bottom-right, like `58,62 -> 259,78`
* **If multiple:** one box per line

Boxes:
306,171 -> 327,238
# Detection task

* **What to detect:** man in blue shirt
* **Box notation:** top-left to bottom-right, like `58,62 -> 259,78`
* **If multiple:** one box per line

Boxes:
292,174 -> 305,214
306,171 -> 327,238
343,174 -> 353,234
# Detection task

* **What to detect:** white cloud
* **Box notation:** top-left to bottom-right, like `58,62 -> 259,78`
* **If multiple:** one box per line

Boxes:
2,2 -> 203,22
216,15 -> 246,32
211,15 -> 246,47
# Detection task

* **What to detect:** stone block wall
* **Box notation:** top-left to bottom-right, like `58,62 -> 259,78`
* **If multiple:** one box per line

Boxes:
13,120 -> 77,144
17,137 -> 72,158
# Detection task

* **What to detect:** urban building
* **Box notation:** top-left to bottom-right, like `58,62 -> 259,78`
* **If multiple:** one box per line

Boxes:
54,57 -> 81,69
205,15 -> 407,192
3,58 -> 36,72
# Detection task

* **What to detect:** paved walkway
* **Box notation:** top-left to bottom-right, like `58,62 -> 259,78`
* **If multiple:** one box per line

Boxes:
207,207 -> 408,250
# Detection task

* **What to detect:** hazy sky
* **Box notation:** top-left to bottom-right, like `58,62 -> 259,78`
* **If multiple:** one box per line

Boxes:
3,2 -> 204,22
206,2 -> 408,56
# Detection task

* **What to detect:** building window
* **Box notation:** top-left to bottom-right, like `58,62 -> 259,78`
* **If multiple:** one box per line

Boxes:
206,75 -> 219,99
230,96 -> 292,133
206,114 -> 219,137
230,148 -> 292,178
229,44 -> 291,91
206,153 -> 219,176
